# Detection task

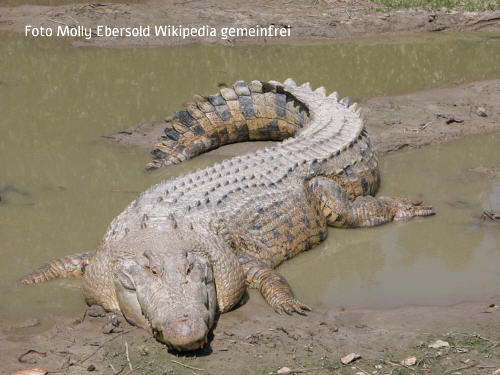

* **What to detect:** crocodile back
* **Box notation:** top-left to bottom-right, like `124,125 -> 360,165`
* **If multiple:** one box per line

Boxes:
108,79 -> 378,242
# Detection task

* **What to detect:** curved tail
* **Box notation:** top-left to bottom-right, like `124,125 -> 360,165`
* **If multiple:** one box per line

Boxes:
21,251 -> 93,285
147,80 -> 310,170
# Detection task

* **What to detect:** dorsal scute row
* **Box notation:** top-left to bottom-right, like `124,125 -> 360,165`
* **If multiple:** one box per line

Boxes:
137,79 -> 365,212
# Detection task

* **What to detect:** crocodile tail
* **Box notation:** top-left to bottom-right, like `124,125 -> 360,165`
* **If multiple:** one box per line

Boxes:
147,79 -> 310,170
21,251 -> 93,285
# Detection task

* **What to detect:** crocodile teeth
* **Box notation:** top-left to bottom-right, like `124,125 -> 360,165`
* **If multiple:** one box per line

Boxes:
349,103 -> 359,112
283,78 -> 297,87
339,96 -> 350,107
328,91 -> 339,100
314,86 -> 326,97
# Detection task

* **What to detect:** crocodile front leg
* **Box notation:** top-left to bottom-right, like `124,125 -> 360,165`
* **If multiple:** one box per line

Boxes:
309,176 -> 435,228
238,255 -> 311,315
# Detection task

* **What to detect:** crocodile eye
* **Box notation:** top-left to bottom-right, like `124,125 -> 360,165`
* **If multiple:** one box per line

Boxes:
146,265 -> 161,277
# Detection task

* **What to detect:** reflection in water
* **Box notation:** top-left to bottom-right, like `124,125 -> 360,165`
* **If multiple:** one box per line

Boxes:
0,33 -> 499,323
280,134 -> 500,308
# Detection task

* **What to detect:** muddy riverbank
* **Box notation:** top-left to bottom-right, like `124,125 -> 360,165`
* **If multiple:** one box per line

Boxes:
1,0 -> 500,47
108,79 -> 500,158
3,298 -> 500,374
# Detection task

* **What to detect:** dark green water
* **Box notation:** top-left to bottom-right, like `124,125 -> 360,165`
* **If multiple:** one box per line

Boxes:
0,32 -> 499,323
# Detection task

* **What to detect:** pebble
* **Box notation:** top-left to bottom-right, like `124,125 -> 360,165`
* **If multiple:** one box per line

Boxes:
429,339 -> 450,349
10,368 -> 47,375
476,107 -> 487,117
341,352 -> 361,365
277,367 -> 291,374
401,356 -> 417,366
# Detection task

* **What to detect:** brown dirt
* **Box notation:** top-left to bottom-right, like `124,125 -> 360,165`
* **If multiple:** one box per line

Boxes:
2,297 -> 500,374
1,0 -> 500,47
106,79 -> 500,157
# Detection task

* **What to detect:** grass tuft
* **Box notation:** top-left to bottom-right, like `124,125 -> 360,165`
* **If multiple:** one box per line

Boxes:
372,0 -> 500,11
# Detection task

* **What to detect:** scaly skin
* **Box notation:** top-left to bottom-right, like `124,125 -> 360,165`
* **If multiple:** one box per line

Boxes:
21,79 -> 435,351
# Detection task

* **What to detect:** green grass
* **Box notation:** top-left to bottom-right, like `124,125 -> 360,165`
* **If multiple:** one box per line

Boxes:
372,0 -> 500,11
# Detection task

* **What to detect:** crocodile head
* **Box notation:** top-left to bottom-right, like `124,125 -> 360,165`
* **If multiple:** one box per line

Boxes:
112,233 -> 217,351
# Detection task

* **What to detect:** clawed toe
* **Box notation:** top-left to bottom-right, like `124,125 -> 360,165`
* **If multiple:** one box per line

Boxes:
274,299 -> 311,316
395,204 -> 436,219
411,202 -> 435,217
384,197 -> 436,220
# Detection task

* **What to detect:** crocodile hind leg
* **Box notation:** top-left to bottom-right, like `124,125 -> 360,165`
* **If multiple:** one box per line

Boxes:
308,176 -> 435,228
21,251 -> 93,285
238,255 -> 311,315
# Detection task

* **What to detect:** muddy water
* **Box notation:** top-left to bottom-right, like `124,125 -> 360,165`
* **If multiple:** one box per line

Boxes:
0,33 -> 499,324
279,133 -> 500,309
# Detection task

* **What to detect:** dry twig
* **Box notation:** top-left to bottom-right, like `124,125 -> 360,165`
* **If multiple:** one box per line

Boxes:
444,361 -> 477,374
47,328 -> 135,373
387,360 -> 416,372
125,341 -> 133,374
268,367 -> 338,375
170,360 -> 206,371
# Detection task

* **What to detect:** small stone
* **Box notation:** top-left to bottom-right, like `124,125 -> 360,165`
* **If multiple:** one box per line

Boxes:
277,367 -> 291,374
10,368 -> 48,375
401,356 -> 417,366
341,353 -> 361,365
476,107 -> 487,117
87,365 -> 96,372
429,339 -> 450,349
375,364 -> 382,369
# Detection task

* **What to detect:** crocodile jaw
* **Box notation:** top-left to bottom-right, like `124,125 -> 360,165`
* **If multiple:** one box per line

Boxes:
112,235 -> 218,351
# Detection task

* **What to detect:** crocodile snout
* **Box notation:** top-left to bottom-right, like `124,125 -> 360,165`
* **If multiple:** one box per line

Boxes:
154,315 -> 209,351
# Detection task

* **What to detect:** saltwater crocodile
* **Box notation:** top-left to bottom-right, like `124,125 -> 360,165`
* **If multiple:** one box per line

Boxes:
22,79 -> 434,351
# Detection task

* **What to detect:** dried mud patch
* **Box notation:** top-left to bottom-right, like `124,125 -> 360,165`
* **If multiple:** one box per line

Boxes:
107,79 -> 500,159
2,299 -> 500,374
363,79 -> 500,155
0,0 -> 500,47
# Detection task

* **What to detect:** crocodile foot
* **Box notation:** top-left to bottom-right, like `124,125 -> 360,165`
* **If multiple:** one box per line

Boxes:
270,295 -> 311,316
378,197 -> 435,220
239,256 -> 311,316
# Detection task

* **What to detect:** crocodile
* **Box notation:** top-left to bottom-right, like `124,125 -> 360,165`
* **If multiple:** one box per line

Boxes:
21,79 -> 435,352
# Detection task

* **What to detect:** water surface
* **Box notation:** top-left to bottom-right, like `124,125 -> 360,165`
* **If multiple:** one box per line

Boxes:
280,134 -> 500,309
